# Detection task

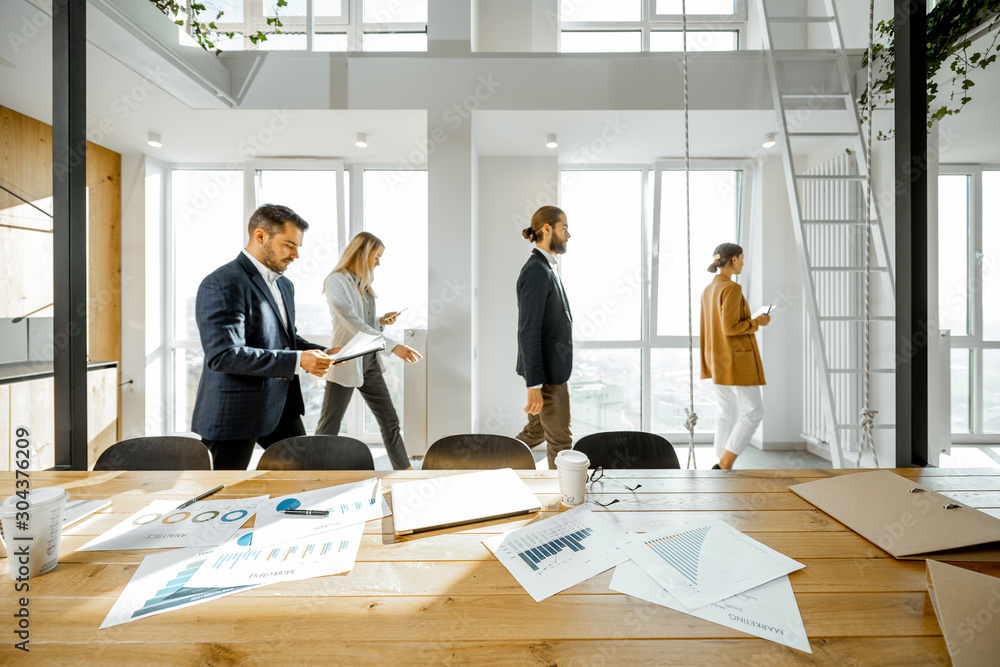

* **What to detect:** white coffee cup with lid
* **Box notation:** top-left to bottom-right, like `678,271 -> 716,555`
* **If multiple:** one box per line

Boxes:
555,450 -> 590,507
0,487 -> 69,580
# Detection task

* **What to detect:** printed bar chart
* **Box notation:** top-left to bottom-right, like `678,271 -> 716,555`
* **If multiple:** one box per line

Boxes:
516,528 -> 594,571
210,539 -> 351,570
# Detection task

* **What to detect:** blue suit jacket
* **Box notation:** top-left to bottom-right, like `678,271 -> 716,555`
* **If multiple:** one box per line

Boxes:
516,248 -> 574,387
191,253 -> 325,441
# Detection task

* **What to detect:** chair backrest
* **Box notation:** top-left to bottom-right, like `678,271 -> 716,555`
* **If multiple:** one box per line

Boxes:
256,435 -> 375,471
92,437 -> 213,471
422,434 -> 536,470
573,431 -> 680,469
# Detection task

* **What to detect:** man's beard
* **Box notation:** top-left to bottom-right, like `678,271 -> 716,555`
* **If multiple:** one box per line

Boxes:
261,241 -> 285,273
550,237 -> 567,254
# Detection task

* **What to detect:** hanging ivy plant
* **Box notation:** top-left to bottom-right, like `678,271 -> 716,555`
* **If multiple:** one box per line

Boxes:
859,0 -> 1000,140
150,0 -> 287,54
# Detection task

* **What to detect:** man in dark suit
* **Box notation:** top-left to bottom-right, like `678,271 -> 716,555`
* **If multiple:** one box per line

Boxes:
191,204 -> 333,470
515,205 -> 573,469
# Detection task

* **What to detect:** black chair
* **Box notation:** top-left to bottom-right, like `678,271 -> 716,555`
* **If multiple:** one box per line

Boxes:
573,431 -> 680,469
256,435 -> 375,471
422,434 -> 536,470
92,436 -> 214,471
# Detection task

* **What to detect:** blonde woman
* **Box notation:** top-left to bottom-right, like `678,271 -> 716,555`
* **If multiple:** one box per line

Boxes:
316,232 -> 421,470
700,243 -> 769,470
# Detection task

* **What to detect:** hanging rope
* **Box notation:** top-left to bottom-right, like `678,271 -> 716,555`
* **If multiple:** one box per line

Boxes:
682,0 -> 698,470
858,0 -> 880,469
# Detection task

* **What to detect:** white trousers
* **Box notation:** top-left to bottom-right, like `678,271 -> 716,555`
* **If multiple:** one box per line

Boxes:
713,384 -> 764,457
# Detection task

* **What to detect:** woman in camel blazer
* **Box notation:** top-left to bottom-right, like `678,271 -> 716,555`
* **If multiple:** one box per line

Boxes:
700,243 -> 770,470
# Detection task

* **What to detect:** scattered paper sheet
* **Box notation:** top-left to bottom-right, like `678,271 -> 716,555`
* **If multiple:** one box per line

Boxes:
610,561 -> 811,654
100,542 -> 263,629
616,518 -> 804,610
926,560 -> 1000,667
482,506 -> 629,602
331,330 -> 385,363
187,522 -> 365,588
63,499 -> 111,528
249,478 -> 388,548
79,497 -> 267,551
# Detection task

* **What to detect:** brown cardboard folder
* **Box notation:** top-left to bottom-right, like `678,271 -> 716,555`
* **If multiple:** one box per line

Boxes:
789,471 -> 1000,561
926,560 -> 1000,666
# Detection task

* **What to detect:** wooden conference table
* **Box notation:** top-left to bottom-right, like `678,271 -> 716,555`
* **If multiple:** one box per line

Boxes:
2,468 -> 1000,665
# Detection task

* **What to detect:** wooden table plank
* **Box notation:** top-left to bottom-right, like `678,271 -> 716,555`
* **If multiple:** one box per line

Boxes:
5,469 -> 997,665
8,637 -> 953,667
3,592 -> 942,644
28,558 -> 1000,600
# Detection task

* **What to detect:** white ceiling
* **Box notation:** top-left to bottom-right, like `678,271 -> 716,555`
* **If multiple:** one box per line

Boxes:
473,110 -> 783,161
0,0 -> 996,166
0,0 -> 425,164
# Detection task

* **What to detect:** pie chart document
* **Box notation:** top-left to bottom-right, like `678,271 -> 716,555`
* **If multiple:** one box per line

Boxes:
616,518 -> 804,611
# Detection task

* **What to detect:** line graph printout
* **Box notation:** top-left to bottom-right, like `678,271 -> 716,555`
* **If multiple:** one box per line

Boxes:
100,541 -> 264,629
187,522 -> 365,588
617,519 -> 804,611
610,561 -> 811,654
249,478 -> 389,548
482,506 -> 628,602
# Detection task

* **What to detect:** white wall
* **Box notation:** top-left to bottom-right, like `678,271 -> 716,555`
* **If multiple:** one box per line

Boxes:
120,153 -> 167,440
476,156 -> 559,438
751,155 -> 806,450
475,0 -> 557,53
120,153 -> 146,440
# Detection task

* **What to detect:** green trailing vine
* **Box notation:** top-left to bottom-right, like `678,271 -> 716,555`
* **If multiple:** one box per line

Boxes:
150,0 -> 287,54
859,0 -> 1000,140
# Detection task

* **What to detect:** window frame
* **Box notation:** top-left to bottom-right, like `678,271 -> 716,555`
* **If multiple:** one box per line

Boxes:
558,0 -> 746,53
941,164 -> 1000,442
197,0 -> 427,52
559,160 -> 749,441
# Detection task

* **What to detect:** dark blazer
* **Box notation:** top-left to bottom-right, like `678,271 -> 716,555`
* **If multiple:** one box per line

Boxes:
516,248 -> 573,387
191,253 -> 325,441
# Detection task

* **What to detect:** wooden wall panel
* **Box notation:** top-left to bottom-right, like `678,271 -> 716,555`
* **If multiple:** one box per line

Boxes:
0,385 -> 9,471
8,377 -> 55,470
87,367 -> 119,467
0,104 -> 121,367
1,104 -> 121,440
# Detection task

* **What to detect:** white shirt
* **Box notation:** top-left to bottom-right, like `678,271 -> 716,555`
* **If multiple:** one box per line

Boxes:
242,249 -> 302,371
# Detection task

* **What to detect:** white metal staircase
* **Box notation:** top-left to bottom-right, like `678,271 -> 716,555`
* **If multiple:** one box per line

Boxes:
757,0 -> 896,467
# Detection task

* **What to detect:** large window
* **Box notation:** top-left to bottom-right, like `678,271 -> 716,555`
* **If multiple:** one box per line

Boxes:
559,0 -> 744,53
198,0 -> 427,52
560,165 -> 745,439
166,163 -> 426,443
940,167 -> 1000,438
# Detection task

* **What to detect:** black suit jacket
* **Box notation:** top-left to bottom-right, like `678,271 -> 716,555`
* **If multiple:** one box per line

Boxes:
191,253 -> 325,441
516,248 -> 573,387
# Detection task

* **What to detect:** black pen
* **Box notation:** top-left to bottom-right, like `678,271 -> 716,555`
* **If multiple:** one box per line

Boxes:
175,484 -> 226,510
281,509 -> 330,517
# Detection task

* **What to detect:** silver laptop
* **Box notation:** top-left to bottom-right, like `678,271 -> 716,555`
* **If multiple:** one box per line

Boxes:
391,469 -> 542,535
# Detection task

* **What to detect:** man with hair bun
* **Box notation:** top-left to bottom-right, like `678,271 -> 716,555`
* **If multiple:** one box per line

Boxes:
514,205 -> 574,469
